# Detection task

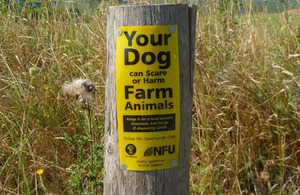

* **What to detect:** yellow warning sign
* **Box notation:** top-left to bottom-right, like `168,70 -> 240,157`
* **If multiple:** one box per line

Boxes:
116,25 -> 180,171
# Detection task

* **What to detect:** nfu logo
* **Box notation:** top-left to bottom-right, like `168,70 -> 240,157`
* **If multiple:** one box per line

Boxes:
144,145 -> 175,156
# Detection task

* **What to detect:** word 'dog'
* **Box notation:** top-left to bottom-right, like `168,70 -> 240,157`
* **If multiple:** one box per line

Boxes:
123,31 -> 172,69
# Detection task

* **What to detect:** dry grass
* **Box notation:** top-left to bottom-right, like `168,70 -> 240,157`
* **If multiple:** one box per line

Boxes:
190,2 -> 300,194
0,0 -> 299,194
0,1 -> 107,193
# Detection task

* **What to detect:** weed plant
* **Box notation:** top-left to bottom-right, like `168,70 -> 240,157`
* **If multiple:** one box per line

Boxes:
0,0 -> 299,194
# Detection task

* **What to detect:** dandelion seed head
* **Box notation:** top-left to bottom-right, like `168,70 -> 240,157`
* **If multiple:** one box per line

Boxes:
61,78 -> 96,108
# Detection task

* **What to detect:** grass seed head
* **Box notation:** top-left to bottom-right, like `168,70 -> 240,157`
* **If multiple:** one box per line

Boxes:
29,67 -> 40,76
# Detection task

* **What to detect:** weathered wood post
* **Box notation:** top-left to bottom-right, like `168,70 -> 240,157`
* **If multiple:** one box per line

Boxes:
104,4 -> 197,194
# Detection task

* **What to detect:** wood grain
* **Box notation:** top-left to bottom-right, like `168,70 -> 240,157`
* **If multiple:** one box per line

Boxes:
104,4 -> 197,194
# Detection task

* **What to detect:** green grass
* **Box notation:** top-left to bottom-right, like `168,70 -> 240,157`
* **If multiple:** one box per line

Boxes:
0,0 -> 299,194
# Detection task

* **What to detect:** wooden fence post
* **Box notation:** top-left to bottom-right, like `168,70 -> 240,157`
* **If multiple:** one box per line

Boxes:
104,4 -> 197,194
